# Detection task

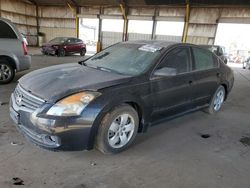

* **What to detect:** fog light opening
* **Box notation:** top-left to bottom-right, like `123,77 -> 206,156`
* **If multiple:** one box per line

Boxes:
42,135 -> 59,146
45,135 -> 56,142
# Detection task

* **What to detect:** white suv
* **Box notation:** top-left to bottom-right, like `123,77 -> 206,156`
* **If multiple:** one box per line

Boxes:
0,18 -> 31,84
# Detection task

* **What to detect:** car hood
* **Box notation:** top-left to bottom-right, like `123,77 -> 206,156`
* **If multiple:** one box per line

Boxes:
19,63 -> 131,102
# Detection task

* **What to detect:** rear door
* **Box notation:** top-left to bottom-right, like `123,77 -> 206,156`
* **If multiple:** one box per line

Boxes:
150,46 -> 194,119
75,39 -> 84,52
190,46 -> 220,107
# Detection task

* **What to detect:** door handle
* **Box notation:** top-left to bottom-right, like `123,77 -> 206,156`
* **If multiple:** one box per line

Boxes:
188,80 -> 193,85
216,72 -> 221,77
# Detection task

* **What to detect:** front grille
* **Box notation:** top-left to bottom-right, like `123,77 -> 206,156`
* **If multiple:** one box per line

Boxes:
14,84 -> 45,111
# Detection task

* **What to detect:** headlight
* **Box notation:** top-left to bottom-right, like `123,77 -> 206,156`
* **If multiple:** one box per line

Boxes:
46,92 -> 100,116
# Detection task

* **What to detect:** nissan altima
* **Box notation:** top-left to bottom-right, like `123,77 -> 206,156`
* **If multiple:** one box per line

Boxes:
10,41 -> 234,154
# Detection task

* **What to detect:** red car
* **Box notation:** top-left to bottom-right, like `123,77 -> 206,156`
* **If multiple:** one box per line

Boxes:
41,37 -> 86,57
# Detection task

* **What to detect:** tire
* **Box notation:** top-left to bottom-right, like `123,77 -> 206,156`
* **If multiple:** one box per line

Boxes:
0,59 -> 15,84
95,104 -> 139,154
80,48 -> 86,56
243,63 -> 246,69
247,64 -> 250,70
204,85 -> 226,114
57,49 -> 65,57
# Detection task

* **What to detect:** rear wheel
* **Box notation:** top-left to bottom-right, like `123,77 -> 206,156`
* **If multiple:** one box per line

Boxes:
205,85 -> 225,114
0,59 -> 15,84
80,48 -> 86,56
247,63 -> 250,70
95,104 -> 139,154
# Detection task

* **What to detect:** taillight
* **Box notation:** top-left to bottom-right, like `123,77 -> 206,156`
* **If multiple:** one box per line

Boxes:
22,41 -> 28,55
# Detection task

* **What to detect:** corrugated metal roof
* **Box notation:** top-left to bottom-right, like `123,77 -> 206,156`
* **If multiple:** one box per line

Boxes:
26,0 -> 250,6
145,0 -> 250,6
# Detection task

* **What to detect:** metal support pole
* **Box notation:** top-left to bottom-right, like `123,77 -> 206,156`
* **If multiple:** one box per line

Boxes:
76,16 -> 79,38
151,8 -> 158,40
97,7 -> 103,53
35,4 -> 39,46
67,2 -> 78,38
182,1 -> 190,43
0,0 -> 2,17
120,3 -> 128,41
213,9 -> 222,45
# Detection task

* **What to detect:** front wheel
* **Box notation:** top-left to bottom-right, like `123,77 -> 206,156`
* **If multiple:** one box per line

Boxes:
205,85 -> 225,114
95,104 -> 139,154
57,49 -> 65,57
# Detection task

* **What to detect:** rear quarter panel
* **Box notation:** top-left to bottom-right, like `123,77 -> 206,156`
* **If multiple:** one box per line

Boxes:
219,61 -> 234,94
0,39 -> 31,71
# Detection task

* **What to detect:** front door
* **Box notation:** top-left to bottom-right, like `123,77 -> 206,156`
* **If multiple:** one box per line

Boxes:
65,38 -> 76,53
150,46 -> 194,120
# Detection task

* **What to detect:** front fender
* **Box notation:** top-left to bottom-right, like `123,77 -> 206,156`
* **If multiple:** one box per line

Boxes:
85,90 -> 151,150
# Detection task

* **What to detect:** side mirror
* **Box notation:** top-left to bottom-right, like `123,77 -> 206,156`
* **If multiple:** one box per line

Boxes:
153,67 -> 177,77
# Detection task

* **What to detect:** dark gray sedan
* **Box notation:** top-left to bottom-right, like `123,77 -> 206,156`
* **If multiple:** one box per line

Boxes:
10,41 -> 234,154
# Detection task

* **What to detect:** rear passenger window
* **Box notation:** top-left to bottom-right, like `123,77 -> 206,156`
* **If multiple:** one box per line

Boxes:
157,47 -> 190,74
192,47 -> 216,71
0,21 -> 17,39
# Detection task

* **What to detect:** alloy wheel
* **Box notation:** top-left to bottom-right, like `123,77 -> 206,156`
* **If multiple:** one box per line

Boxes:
107,114 -> 135,149
0,64 -> 12,81
213,89 -> 225,111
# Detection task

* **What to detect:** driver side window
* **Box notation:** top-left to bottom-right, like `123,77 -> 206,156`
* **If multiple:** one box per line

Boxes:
157,47 -> 190,74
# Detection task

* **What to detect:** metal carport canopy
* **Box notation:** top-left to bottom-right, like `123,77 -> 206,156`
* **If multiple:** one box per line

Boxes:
25,0 -> 250,6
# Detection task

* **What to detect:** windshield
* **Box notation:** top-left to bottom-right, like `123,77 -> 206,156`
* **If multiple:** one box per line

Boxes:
49,37 -> 68,44
84,43 -> 162,76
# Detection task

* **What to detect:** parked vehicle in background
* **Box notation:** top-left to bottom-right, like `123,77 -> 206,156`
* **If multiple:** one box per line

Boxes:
41,37 -> 87,57
10,41 -> 234,154
201,45 -> 228,64
0,18 -> 31,84
243,57 -> 250,69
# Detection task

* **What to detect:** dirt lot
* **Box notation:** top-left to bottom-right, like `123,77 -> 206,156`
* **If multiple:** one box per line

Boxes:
0,53 -> 250,188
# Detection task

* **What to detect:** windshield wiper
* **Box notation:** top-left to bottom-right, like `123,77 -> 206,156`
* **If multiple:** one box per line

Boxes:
91,52 -> 110,60
79,62 -> 125,75
95,66 -> 126,75
79,62 -> 99,71
79,61 -> 87,66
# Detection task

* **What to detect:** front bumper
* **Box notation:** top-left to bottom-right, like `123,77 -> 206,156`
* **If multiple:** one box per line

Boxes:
9,93 -> 93,151
41,46 -> 56,55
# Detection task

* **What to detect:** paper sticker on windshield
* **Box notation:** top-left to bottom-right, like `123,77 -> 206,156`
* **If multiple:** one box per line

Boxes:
139,45 -> 162,53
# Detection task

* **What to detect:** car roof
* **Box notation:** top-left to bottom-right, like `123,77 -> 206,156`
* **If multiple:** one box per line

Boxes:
121,40 -> 204,51
200,44 -> 220,48
124,40 -> 177,48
